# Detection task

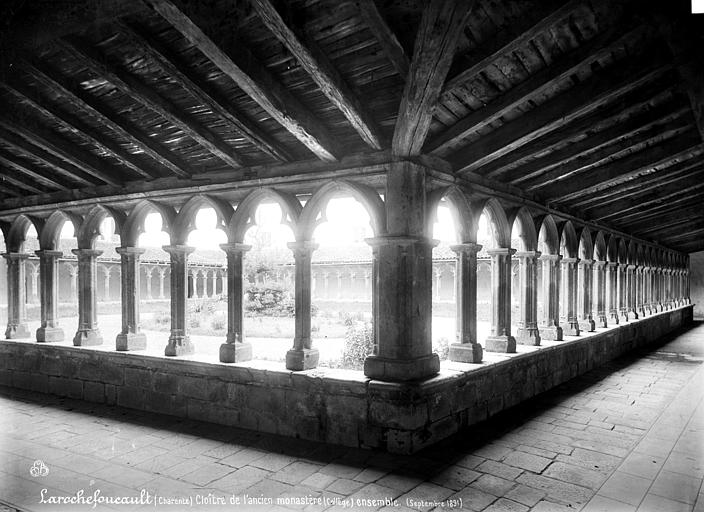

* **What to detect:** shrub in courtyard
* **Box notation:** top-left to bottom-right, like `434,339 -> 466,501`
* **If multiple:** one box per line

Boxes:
434,337 -> 450,361
210,312 -> 226,331
245,283 -> 302,317
153,310 -> 170,326
342,322 -> 374,370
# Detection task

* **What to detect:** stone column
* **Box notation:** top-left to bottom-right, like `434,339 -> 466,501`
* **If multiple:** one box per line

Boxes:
654,267 -> 662,311
560,257 -> 580,336
68,264 -> 78,301
593,261 -> 607,328
449,242 -> 483,363
35,250 -> 64,342
486,247 -> 517,352
115,247 -> 146,351
606,262 -> 619,324
3,253 -> 30,338
102,266 -> 111,301
286,241 -> 319,370
617,263 -> 628,321
323,272 -> 329,299
626,265 -> 639,319
577,259 -> 595,332
336,271 -> 343,300
434,267 -> 442,301
210,269 -> 217,298
538,254 -> 562,340
515,250 -> 541,346
219,270 -> 226,298
219,244 -> 253,363
72,249 -> 103,346
636,266 -> 646,317
450,267 -> 457,301
158,267 -> 166,299
30,265 -> 39,304
643,267 -> 652,315
163,245 -> 195,356
685,269 -> 691,304
145,267 -> 153,300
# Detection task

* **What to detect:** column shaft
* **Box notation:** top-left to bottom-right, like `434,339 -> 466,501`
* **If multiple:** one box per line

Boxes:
286,240 -> 319,370
449,243 -> 483,362
35,250 -> 64,342
163,245 -> 195,356
486,247 -> 517,352
539,254 -> 563,340
219,244 -> 253,363
72,249 -> 103,346
606,263 -> 619,324
560,258 -> 580,336
116,247 -> 146,351
594,261 -> 607,328
578,260 -> 595,332
515,251 -> 541,346
3,253 -> 30,338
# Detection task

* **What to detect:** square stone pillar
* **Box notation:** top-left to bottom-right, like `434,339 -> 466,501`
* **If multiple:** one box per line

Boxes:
643,267 -> 653,315
593,261 -> 607,328
515,251 -> 541,346
163,245 -> 195,356
636,267 -> 646,317
219,243 -> 253,363
538,254 -> 562,340
285,240 -> 319,370
485,248 -> 517,352
448,242 -> 483,362
115,247 -> 147,351
3,253 -> 31,338
617,263 -> 629,321
606,262 -> 619,324
72,249 -> 104,346
684,269 -> 691,304
35,250 -> 64,342
626,265 -> 639,319
577,260 -> 595,332
560,257 -> 580,336
363,161 -> 439,381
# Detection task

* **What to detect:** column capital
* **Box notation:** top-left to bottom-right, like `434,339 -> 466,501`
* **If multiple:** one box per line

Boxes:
593,260 -> 606,268
627,264 -> 638,270
2,252 -> 30,261
220,243 -> 252,254
561,257 -> 579,264
450,242 -> 482,255
514,250 -> 541,259
578,258 -> 593,266
71,248 -> 103,259
607,261 -> 619,269
115,246 -> 146,256
287,240 -> 319,254
365,235 -> 438,249
486,247 -> 516,256
35,250 -> 63,259
539,253 -> 562,262
162,244 -> 195,256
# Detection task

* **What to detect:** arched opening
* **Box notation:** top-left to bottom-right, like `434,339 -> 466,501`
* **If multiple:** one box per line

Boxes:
559,222 -> 580,336
309,196 -> 374,369
431,199 -> 459,362
476,212 -> 496,345
241,201 -> 296,363
24,224 -> 39,334
509,216 -> 527,338
56,219 -> 78,337
93,216 -> 122,344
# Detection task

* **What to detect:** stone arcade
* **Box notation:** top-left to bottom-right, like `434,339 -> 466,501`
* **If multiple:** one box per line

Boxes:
0,0 -> 701,456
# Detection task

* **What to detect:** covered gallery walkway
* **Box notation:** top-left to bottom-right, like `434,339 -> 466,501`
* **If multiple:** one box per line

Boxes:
1,322 -> 702,512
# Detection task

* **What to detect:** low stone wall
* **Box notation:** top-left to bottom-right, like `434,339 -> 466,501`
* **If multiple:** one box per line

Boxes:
0,306 -> 693,454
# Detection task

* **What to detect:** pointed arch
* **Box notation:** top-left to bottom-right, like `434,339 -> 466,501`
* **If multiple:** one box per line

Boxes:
172,195 -> 234,244
536,215 -> 559,255
229,188 -> 302,243
593,231 -> 607,262
122,200 -> 176,247
5,214 -> 40,252
38,210 -> 82,250
606,235 -> 619,263
474,197 -> 511,248
426,186 -> 476,243
636,245 -> 645,266
508,206 -> 538,252
76,205 -> 126,249
626,241 -> 638,265
298,180 -> 385,241
577,227 -> 593,261
558,221 -> 578,258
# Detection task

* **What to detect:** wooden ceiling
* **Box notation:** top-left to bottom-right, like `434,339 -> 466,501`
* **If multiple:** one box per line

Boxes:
0,0 -> 702,252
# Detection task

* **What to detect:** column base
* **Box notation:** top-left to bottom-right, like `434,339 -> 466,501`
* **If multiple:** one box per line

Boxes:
637,307 -> 646,317
73,328 -> 103,346
578,319 -> 595,332
597,315 -> 608,328
448,343 -> 483,363
5,323 -> 30,339
561,322 -> 580,336
36,326 -> 64,343
608,312 -> 619,325
165,334 -> 194,356
220,342 -> 253,363
364,353 -> 440,381
286,348 -> 319,371
619,311 -> 629,322
485,335 -> 517,353
627,310 -> 639,320
539,325 -> 563,341
116,332 -> 147,351
516,328 -> 541,346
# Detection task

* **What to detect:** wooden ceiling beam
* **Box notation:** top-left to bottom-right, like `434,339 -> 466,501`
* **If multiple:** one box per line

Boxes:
23,57 -> 191,178
443,0 -> 583,96
252,0 -> 384,150
0,115 -> 121,187
0,150 -> 68,191
0,164 -> 46,195
355,0 -> 409,79
627,207 -> 704,235
635,218 -> 704,240
527,115 -> 692,192
428,25 -> 645,155
144,0 -> 339,162
541,134 -> 704,205
622,203 -> 704,230
117,22 -> 293,163
392,0 -> 475,156
657,225 -> 704,244
453,55 -> 673,174
59,37 -> 245,169
1,80 -> 156,180
0,181 -> 23,198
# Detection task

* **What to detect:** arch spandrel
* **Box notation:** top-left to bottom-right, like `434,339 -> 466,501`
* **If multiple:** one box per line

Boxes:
536,215 -> 559,255
508,207 -> 538,252
122,200 -> 176,247
606,235 -> 619,263
626,241 -> 638,265
229,188 -> 302,243
38,210 -> 82,250
474,197 -> 511,248
593,231 -> 607,262
427,186 -> 476,243
577,227 -> 593,261
4,214 -> 40,253
298,180 -> 385,241
77,205 -> 126,250
558,221 -> 578,258
172,195 -> 234,245
617,239 -> 628,264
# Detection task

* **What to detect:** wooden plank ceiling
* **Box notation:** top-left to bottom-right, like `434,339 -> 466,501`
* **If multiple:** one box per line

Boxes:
0,0 -> 702,252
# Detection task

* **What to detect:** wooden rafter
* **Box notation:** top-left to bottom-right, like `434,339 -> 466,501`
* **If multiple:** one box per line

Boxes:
59,37 -> 245,169
635,216 -> 704,238
392,0 -> 475,156
117,21 -> 293,163
0,150 -> 68,191
611,192 -> 704,226
355,0 -> 409,79
621,203 -> 704,232
1,80 -> 156,180
144,0 -> 339,162
252,0 -> 383,150
453,55 -> 673,174
23,57 -> 191,178
0,161 -> 45,194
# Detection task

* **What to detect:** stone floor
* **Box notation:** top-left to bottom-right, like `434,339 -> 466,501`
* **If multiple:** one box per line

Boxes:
1,323 -> 703,512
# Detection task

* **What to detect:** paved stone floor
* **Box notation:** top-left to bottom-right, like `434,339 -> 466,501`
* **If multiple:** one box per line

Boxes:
1,323 -> 703,512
